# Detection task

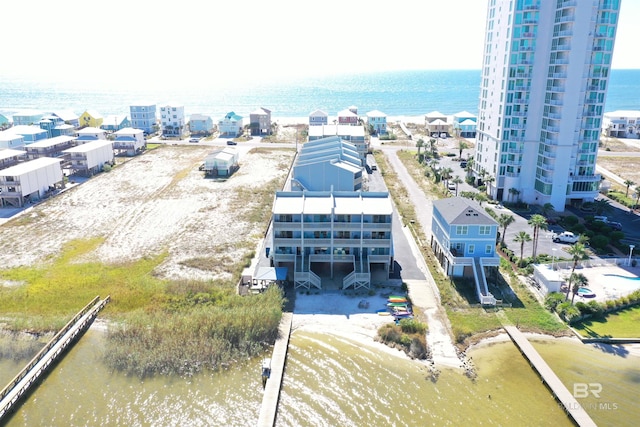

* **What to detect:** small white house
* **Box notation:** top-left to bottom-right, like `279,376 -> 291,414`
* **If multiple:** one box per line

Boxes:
0,131 -> 25,150
113,127 -> 146,156
63,140 -> 114,177
203,147 -> 239,177
76,127 -> 107,141
0,157 -> 64,207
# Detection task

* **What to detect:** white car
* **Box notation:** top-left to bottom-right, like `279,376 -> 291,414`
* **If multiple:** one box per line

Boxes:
447,182 -> 456,191
553,231 -> 579,244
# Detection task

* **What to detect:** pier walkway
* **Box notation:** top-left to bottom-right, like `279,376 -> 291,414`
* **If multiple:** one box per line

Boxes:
504,325 -> 597,427
0,295 -> 110,421
257,311 -> 292,427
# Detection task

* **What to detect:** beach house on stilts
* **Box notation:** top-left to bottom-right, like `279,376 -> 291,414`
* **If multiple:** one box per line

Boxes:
271,190 -> 393,290
431,197 -> 499,305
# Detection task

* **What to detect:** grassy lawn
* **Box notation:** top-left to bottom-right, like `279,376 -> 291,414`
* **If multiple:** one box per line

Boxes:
377,149 -> 569,345
572,305 -> 640,338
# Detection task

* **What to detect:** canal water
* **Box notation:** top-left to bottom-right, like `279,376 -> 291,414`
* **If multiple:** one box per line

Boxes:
0,328 -> 638,426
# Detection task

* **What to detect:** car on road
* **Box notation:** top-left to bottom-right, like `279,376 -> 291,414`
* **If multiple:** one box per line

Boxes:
607,221 -> 623,231
552,231 -> 579,244
227,140 -> 237,145
371,164 -> 377,171
460,161 -> 467,168
447,182 -> 456,191
189,137 -> 201,143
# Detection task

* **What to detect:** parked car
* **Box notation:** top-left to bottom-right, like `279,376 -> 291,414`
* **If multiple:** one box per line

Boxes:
227,140 -> 237,145
447,182 -> 457,191
189,137 -> 201,143
553,231 -> 579,244
371,164 -> 378,171
460,161 -> 467,168
607,221 -> 623,231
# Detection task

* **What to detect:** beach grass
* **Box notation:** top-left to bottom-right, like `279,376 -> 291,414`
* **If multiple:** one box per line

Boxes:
0,238 -> 284,376
572,305 -> 640,338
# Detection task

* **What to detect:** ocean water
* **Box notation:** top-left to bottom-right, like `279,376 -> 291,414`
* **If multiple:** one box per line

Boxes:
1,69 -> 639,120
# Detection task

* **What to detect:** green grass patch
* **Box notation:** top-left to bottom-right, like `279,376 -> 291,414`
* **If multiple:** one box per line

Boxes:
572,305 -> 640,338
379,150 -> 569,344
0,237 -> 169,329
0,237 -> 285,376
447,309 -> 503,343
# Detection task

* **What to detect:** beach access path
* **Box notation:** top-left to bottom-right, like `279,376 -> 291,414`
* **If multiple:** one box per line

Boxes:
379,142 -> 461,366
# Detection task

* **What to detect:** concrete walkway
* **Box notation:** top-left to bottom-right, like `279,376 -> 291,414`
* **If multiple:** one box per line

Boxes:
257,312 -> 292,427
382,146 -> 461,367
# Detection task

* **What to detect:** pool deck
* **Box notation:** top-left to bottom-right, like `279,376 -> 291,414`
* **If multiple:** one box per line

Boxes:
504,325 -> 597,427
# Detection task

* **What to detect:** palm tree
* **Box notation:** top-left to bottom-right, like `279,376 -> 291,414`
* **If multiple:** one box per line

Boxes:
429,138 -> 437,153
508,188 -> 521,203
624,179 -> 636,198
593,198 -> 612,216
635,187 -> 640,211
416,138 -> 424,159
452,176 -> 464,196
514,231 -> 532,262
564,242 -> 589,301
464,158 -> 474,178
457,140 -> 469,159
541,203 -> 555,217
498,213 -> 515,246
441,167 -> 453,188
570,273 -> 589,304
484,175 -> 495,195
527,214 -> 548,259
475,192 -> 489,206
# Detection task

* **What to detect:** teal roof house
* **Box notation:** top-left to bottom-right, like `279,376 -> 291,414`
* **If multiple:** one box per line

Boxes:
452,111 -> 477,138
218,112 -> 243,137
431,197 -> 499,305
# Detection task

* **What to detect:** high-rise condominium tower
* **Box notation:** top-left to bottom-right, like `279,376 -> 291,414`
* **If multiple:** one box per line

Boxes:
474,0 -> 621,211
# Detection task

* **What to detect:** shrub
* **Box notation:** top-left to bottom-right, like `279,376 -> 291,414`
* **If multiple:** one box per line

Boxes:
545,292 -> 565,311
590,235 -> 610,250
398,318 -> 427,335
564,216 -> 579,227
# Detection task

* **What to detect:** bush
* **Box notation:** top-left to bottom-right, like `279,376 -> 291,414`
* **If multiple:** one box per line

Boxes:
398,318 -> 427,335
590,235 -> 610,250
545,292 -> 565,311
564,216 -> 579,227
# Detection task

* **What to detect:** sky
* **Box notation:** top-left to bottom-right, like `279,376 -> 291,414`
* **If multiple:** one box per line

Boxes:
0,0 -> 638,89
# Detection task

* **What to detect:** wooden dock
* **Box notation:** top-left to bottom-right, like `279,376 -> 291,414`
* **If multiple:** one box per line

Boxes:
0,295 -> 110,421
504,325 -> 597,427
257,311 -> 292,427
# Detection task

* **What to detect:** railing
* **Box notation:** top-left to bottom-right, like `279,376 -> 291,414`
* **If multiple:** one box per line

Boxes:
0,296 -> 110,418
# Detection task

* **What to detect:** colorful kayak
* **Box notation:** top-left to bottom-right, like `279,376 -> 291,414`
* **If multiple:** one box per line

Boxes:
387,302 -> 409,307
388,296 -> 407,303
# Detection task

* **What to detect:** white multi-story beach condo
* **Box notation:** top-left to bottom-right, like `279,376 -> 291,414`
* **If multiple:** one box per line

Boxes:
473,0 -> 620,211
159,104 -> 186,137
